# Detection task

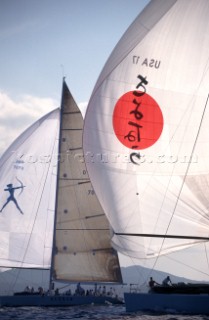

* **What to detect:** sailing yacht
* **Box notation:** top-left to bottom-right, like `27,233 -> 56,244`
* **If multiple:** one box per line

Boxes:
0,80 -> 123,307
83,0 -> 209,314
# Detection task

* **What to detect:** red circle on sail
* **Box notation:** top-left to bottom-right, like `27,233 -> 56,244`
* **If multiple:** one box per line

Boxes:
113,91 -> 163,150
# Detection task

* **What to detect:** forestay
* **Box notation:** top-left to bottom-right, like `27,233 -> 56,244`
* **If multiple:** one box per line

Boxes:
83,0 -> 209,259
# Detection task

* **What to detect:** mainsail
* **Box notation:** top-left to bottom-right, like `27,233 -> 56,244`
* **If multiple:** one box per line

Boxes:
83,0 -> 209,259
0,80 -> 122,286
0,109 -> 60,268
52,80 -> 122,283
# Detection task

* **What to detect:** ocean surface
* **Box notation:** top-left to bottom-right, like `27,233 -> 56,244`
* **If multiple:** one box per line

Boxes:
0,305 -> 208,320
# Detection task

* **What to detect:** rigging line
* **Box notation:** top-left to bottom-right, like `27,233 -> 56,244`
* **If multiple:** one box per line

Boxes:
163,246 -> 209,278
151,92 -> 209,271
115,232 -> 209,241
148,108 -> 200,256
166,92 -> 209,231
148,61 -> 209,272
204,243 -> 209,274
137,245 -> 209,290
157,248 -> 209,279
147,58 -> 209,253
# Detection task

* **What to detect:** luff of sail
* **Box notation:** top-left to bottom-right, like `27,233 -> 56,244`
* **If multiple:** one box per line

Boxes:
52,80 -> 122,283
0,109 -> 60,268
83,0 -> 209,259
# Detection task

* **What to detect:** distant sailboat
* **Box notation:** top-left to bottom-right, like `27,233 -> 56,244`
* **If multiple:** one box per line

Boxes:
0,80 -> 123,307
83,0 -> 209,314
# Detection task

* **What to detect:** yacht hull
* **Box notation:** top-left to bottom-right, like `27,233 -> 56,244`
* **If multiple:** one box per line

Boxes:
0,294 -> 123,307
124,292 -> 209,314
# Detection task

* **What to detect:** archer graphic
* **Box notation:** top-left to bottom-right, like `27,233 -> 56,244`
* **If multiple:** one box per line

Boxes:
0,178 -> 25,214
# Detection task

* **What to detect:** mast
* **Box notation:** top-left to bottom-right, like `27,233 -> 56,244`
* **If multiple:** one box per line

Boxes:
49,78 -> 65,290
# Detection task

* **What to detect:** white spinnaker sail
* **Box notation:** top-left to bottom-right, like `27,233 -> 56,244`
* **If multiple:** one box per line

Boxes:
83,0 -> 209,259
0,109 -> 59,268
52,81 -> 122,283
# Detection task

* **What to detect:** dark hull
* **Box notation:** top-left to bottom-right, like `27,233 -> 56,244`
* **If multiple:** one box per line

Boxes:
125,284 -> 209,314
0,294 -> 124,307
151,283 -> 209,294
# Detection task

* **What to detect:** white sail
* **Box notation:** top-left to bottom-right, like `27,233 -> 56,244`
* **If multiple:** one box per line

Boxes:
0,109 -> 59,268
83,0 -> 209,259
52,81 -> 122,283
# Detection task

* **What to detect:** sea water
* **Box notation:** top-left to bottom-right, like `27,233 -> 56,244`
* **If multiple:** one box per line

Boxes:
0,305 -> 208,320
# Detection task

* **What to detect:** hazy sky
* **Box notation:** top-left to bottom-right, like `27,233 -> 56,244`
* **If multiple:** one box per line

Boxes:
0,0 -> 149,154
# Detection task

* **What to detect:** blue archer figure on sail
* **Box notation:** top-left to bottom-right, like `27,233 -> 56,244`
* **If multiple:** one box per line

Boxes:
0,178 -> 25,214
